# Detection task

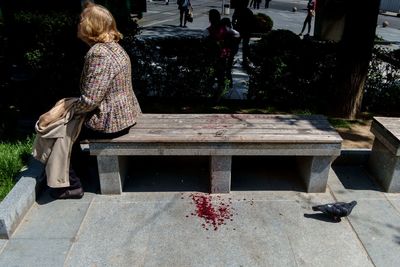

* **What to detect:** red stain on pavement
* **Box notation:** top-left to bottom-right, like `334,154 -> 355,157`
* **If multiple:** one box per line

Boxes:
187,193 -> 234,231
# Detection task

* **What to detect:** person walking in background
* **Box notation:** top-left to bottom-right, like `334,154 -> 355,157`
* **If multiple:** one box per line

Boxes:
232,0 -> 254,67
46,2 -> 141,199
248,0 -> 254,8
177,0 -> 191,27
204,9 -> 226,98
220,17 -> 240,88
253,0 -> 261,9
204,10 -> 241,95
265,0 -> 271,8
299,0 -> 315,36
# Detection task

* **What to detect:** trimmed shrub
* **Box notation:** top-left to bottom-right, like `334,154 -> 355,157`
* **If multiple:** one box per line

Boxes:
363,47 -> 400,114
248,30 -> 338,113
253,13 -> 273,34
123,33 -> 220,99
4,10 -> 85,114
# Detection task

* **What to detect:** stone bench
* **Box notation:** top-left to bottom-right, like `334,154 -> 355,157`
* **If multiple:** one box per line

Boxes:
88,114 -> 343,194
369,117 -> 400,192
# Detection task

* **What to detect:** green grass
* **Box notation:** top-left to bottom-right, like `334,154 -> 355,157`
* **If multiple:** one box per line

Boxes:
328,118 -> 371,129
0,136 -> 33,201
328,118 -> 352,129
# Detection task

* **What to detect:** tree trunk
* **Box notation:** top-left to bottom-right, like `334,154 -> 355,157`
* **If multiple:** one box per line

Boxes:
334,0 -> 380,119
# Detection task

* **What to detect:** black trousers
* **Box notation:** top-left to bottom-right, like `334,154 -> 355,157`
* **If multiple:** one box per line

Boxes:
69,125 -> 131,189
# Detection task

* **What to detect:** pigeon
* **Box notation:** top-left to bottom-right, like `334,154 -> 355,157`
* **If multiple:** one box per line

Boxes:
312,201 -> 357,222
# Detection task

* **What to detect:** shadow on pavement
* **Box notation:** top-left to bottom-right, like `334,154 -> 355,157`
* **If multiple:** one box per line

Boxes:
303,213 -> 340,223
232,156 -> 304,191
124,156 -> 210,192
123,156 -> 305,193
333,165 -> 384,192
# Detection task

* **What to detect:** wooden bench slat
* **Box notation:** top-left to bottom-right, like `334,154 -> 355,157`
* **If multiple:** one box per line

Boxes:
126,128 -> 338,136
139,113 -> 328,120
130,114 -> 341,142
132,122 -> 334,128
109,134 -> 341,143
136,115 -> 333,126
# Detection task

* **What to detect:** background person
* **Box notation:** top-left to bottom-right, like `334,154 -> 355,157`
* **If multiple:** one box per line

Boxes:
232,0 -> 254,67
299,0 -> 315,36
221,17 -> 240,88
177,0 -> 191,27
253,0 -> 261,9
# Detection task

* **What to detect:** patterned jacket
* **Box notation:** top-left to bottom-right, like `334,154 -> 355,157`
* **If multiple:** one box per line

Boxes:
76,42 -> 141,133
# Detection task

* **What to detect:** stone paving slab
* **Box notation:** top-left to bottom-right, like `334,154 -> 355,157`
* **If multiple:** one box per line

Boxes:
65,191 -> 372,267
329,167 -> 400,267
0,240 -> 6,253
143,199 -> 296,267
64,201 -> 157,266
13,199 -> 91,239
329,166 -> 386,201
348,199 -> 400,267
2,163 -> 400,266
0,239 -> 71,266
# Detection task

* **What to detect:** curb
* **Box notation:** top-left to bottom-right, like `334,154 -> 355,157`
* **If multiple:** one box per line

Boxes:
0,158 -> 44,239
380,11 -> 400,17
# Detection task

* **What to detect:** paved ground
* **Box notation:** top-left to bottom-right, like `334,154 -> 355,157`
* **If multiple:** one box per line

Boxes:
139,0 -> 400,42
1,157 -> 400,266
1,1 -> 400,266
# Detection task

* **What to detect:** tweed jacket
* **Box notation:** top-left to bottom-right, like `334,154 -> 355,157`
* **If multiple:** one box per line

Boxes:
76,42 -> 141,133
33,98 -> 84,188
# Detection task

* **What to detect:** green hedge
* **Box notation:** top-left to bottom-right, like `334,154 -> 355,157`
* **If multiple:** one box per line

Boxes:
123,33 -> 220,99
248,30 -> 338,113
4,10 -> 85,114
248,30 -> 400,115
363,46 -> 400,114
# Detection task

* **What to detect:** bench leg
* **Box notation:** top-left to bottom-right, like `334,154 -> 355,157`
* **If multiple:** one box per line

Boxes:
297,156 -> 334,193
97,156 -> 126,194
210,156 -> 232,193
369,139 -> 400,193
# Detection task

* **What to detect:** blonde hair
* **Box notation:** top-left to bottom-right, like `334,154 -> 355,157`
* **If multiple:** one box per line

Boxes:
78,2 -> 122,45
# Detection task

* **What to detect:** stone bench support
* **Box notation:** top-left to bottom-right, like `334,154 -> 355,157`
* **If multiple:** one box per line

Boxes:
297,156 -> 334,192
368,117 -> 400,193
210,156 -> 232,193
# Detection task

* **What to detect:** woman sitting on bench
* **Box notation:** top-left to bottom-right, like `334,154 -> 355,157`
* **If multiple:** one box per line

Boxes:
52,2 -> 142,199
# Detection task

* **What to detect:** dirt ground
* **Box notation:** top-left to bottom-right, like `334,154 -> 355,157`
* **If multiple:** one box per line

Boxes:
335,120 -> 375,149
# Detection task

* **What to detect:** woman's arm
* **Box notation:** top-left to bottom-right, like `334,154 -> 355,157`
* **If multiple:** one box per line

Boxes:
75,48 -> 115,114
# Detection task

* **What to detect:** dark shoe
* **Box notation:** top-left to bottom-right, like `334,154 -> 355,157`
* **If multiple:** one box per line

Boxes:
50,187 -> 84,200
